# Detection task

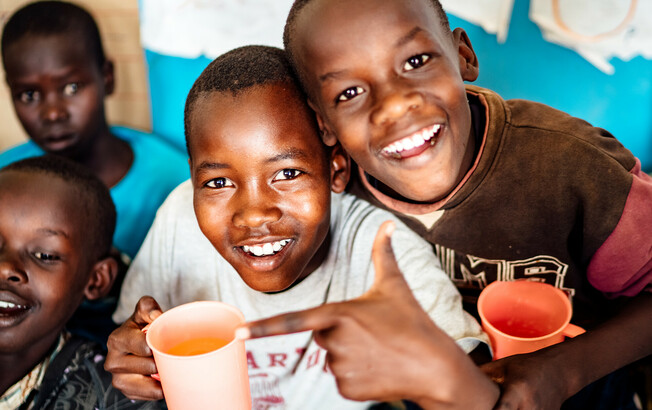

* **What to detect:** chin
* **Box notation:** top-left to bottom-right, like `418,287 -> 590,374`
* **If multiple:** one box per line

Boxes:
240,275 -> 294,294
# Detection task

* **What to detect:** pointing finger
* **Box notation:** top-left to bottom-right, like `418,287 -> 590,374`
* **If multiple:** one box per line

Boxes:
237,303 -> 343,340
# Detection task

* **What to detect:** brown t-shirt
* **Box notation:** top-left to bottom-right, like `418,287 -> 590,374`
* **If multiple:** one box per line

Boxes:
348,85 -> 652,329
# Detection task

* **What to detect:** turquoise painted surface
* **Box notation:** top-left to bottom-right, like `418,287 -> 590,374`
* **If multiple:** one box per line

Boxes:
145,50 -> 211,154
449,0 -> 652,171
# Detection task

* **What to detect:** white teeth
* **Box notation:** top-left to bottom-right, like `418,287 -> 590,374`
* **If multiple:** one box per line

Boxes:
0,300 -> 26,309
382,124 -> 441,155
242,239 -> 290,257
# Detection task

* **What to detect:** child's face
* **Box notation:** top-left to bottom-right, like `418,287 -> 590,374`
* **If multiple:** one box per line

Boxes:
189,83 -> 344,293
293,0 -> 479,203
3,33 -> 112,158
0,171 -> 96,355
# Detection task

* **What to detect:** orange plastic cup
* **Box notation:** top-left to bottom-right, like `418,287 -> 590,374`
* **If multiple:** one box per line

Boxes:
478,281 -> 585,360
145,301 -> 251,410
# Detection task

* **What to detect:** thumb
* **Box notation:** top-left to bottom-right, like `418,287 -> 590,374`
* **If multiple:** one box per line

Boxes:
133,296 -> 163,327
369,220 -> 408,294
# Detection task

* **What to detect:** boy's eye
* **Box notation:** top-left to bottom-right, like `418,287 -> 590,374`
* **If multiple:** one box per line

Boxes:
34,251 -> 60,262
337,86 -> 365,103
403,54 -> 431,71
63,83 -> 80,96
18,90 -> 40,104
205,177 -> 234,189
273,169 -> 303,181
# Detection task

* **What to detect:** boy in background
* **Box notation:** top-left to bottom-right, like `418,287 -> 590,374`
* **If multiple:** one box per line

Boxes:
104,45 -> 494,409
243,0 -> 652,408
0,1 -> 189,260
0,155 -> 159,409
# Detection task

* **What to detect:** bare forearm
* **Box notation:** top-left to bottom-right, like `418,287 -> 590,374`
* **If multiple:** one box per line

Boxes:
416,371 -> 499,410
540,292 -> 652,399
414,339 -> 500,409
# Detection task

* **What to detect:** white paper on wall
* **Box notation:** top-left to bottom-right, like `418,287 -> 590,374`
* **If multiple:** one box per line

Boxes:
140,0 -> 293,58
530,0 -> 652,74
440,0 -> 515,42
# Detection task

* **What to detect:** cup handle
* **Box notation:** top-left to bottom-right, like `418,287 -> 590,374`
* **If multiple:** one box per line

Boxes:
141,325 -> 161,381
562,323 -> 585,338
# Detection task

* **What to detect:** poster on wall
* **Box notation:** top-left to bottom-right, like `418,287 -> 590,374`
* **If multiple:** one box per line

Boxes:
440,0 -> 515,43
440,0 -> 651,74
140,0 -> 293,58
530,0 -> 652,74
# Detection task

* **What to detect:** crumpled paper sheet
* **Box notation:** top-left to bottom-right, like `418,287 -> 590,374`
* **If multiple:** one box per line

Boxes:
440,0 -> 515,42
140,0 -> 292,58
530,0 -> 652,74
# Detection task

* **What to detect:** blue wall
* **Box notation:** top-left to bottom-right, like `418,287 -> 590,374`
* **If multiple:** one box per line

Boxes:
144,0 -> 652,170
145,50 -> 211,153
449,0 -> 652,171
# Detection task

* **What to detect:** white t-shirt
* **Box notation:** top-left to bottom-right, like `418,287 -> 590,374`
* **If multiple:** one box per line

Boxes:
115,180 -> 487,410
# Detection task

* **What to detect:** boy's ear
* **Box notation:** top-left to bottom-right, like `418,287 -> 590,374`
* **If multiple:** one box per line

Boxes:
308,99 -> 338,147
329,142 -> 350,194
453,28 -> 479,82
83,256 -> 118,301
102,60 -> 115,96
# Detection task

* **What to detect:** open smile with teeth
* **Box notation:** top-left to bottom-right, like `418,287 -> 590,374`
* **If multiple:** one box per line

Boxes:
242,239 -> 291,257
382,124 -> 441,157
0,300 -> 29,311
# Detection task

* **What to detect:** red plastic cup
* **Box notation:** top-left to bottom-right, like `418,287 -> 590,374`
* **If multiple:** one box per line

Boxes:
478,280 -> 585,359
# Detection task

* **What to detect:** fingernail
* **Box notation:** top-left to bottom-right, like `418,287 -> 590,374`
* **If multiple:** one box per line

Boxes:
386,221 -> 395,235
235,327 -> 251,340
149,311 -> 161,322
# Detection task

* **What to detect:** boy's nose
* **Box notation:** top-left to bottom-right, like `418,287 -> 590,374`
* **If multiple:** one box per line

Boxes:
0,252 -> 28,283
41,98 -> 69,122
371,89 -> 423,126
232,194 -> 282,229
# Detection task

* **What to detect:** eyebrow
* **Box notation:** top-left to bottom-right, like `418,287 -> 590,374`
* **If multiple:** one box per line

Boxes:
36,228 -> 69,238
196,161 -> 230,172
9,66 -> 80,86
396,26 -> 424,48
265,148 -> 309,163
196,148 -> 310,171
318,26 -> 426,83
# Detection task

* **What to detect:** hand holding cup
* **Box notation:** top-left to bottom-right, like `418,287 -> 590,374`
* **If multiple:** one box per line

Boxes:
105,296 -> 164,401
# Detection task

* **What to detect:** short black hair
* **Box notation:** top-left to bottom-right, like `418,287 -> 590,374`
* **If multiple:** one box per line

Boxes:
283,0 -> 450,90
1,1 -> 106,70
184,45 -> 305,156
1,155 -> 116,260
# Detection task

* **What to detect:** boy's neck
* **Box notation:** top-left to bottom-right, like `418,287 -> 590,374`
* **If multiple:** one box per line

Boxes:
77,127 -> 134,189
0,332 -> 62,397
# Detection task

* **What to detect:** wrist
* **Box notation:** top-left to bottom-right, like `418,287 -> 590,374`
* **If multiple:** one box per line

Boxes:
412,340 -> 500,409
415,375 -> 499,410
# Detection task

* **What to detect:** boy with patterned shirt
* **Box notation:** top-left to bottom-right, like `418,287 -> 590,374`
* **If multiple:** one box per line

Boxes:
0,156 -> 160,410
